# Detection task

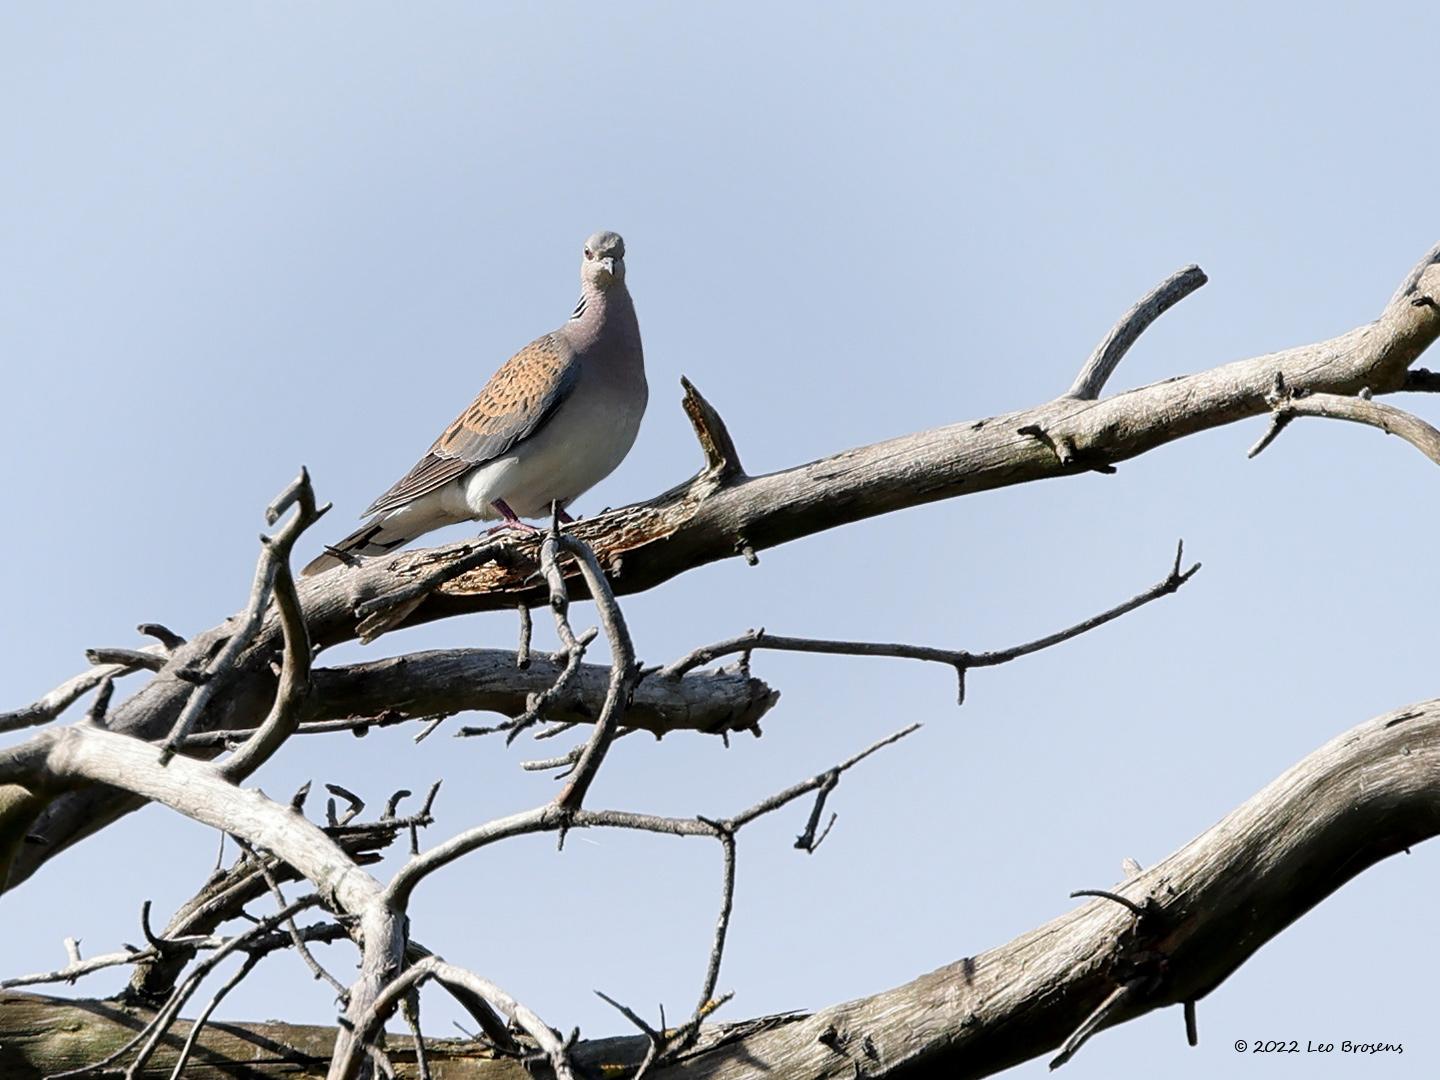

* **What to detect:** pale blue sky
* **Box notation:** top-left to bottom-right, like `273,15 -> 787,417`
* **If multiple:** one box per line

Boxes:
3,4 -> 1438,1077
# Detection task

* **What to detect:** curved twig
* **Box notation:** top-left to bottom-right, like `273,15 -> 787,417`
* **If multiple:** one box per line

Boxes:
1247,388 -> 1440,466
332,957 -> 573,1080
1066,264 -> 1208,400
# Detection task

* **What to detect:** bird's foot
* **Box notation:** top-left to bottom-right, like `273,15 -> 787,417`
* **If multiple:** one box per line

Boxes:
484,520 -> 541,536
487,499 -> 542,535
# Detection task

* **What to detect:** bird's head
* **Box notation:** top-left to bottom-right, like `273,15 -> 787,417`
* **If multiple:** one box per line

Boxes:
582,230 -> 626,289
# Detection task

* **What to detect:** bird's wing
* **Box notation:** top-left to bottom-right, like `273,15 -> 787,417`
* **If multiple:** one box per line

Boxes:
362,333 -> 578,517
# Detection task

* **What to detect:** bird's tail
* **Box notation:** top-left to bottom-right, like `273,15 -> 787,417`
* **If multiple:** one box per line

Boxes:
301,517 -> 420,576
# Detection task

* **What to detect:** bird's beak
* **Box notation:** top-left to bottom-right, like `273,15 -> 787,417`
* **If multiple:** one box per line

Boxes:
600,257 -> 616,276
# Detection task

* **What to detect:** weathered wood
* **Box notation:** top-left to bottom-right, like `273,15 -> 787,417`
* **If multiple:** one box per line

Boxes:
660,697 -> 1440,1078
0,990 -> 535,1078
4,696 -> 1436,1076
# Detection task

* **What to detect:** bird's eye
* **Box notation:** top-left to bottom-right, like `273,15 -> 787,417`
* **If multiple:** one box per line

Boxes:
584,249 -> 593,260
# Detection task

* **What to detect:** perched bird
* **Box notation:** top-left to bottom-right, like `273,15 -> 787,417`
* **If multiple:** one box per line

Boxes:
303,231 -> 646,576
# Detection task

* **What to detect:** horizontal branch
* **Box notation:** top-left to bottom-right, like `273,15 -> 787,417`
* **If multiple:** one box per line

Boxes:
191,648 -> 777,744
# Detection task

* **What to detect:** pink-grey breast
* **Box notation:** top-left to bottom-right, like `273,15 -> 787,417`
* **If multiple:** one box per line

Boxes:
361,334 -> 579,517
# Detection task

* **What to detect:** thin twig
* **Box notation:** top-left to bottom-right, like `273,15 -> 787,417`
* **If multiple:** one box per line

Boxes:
138,622 -> 188,651
166,952 -> 262,1080
517,604 -> 533,669
84,675 -> 116,726
1248,386 -> 1440,466
161,468 -> 328,760
4,922 -> 345,992
1070,889 -> 1147,918
187,713 -> 416,748
47,895 -> 324,1080
1050,979 -> 1153,1068
549,533 -> 639,812
520,728 -> 641,773
326,783 -> 366,826
333,957 -> 575,1080
219,483 -> 321,778
387,722 -> 918,912
500,628 -> 599,746
794,772 -> 839,853
401,990 -> 432,1080
121,896 -> 328,1080
729,724 -> 921,829
669,820 -> 737,1053
234,838 -> 350,1001
0,646 -> 163,733
659,542 -> 1198,706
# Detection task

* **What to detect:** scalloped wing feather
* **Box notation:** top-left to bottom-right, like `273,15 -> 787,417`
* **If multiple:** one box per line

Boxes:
362,334 -> 577,517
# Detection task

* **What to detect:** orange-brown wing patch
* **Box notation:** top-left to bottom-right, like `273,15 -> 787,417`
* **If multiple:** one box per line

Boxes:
362,334 -> 577,518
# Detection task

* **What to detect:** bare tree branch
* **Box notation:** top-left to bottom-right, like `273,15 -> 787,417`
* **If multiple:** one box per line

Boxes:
219,469 -> 325,780
1066,263 -> 1208,400
0,645 -> 162,733
4,696 -> 1436,1077
7,243 -> 1437,887
333,957 -> 574,1080
548,533 -> 638,812
659,540 -> 1199,704
637,696 -> 1440,1078
160,468 -> 328,760
1246,377 -> 1440,465
170,649 -> 778,746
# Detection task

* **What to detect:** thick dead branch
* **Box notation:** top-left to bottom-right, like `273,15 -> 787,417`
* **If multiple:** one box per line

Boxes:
639,696 -> 1440,1078
0,989 -> 692,1078
4,694 -> 1437,1077
0,722 -> 407,1078
181,651 -> 776,746
7,243 -> 1438,887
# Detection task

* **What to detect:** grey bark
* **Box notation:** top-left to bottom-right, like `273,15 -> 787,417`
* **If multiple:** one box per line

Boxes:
2,695 -> 1436,1077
